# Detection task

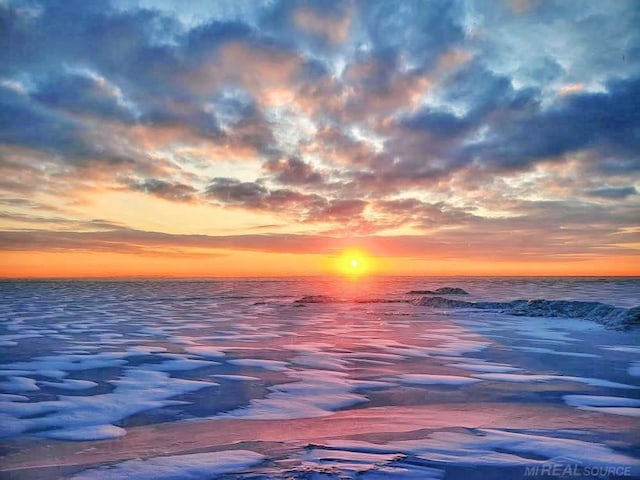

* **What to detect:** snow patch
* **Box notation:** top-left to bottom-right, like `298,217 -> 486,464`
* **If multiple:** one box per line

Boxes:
71,450 -> 265,479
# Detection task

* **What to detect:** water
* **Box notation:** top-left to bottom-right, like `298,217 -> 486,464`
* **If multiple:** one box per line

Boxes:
0,277 -> 639,479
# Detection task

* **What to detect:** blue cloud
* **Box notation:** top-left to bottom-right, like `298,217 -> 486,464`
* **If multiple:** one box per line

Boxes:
460,76 -> 640,171
586,186 -> 638,200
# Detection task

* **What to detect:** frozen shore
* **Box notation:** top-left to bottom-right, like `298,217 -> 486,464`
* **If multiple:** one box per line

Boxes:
1,278 -> 639,479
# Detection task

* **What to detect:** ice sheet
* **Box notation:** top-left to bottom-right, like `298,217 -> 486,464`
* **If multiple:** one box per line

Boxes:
71,450 -> 265,479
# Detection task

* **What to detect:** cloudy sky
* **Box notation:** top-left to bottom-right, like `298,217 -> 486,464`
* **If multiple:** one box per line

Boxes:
1,0 -> 639,276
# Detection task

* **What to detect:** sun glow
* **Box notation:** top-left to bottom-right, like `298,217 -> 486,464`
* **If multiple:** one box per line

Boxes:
336,249 -> 371,276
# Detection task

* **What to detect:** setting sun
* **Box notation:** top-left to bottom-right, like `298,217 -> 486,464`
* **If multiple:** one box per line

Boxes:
336,249 -> 371,276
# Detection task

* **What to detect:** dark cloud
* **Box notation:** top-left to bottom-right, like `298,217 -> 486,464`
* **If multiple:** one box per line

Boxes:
317,198 -> 366,221
205,177 -> 327,217
358,0 -> 465,70
205,177 -> 368,224
0,85 -> 93,159
32,72 -> 137,122
375,198 -> 475,227
263,157 -> 323,185
460,76 -> 640,171
129,178 -> 197,202
586,186 -> 638,200
206,178 -> 270,207
402,109 -> 472,138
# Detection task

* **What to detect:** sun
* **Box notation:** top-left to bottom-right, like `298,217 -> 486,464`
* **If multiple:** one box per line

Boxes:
335,249 -> 371,276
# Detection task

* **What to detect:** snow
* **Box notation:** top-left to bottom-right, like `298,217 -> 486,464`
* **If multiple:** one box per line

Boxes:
324,429 -> 640,468
40,424 -> 127,441
391,374 -> 482,386
228,358 -> 290,371
0,376 -> 39,393
563,395 -> 640,417
71,450 -> 265,479
183,346 -> 226,358
222,369 -> 368,420
0,369 -> 217,439
473,373 -> 639,388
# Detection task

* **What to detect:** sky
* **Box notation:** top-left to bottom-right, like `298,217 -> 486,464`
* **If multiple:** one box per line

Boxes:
0,0 -> 639,277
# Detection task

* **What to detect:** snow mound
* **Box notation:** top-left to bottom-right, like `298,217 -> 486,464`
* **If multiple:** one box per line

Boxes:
411,297 -> 640,330
407,287 -> 470,295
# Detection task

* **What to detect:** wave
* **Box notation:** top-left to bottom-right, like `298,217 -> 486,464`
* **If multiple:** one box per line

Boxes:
293,294 -> 640,330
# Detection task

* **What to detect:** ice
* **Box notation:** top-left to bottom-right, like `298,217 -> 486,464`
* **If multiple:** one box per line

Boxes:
126,346 -> 168,354
407,287 -> 469,295
563,395 -> 640,417
1,351 -> 130,377
504,300 -> 639,329
228,358 -> 290,371
563,376 -> 639,389
222,369 -> 368,419
0,333 -> 43,347
361,465 -> 444,479
511,346 -> 600,358
324,429 -> 640,468
304,447 -> 400,466
342,351 -> 406,361
602,345 -> 640,354
577,407 -> 640,417
391,374 -> 482,386
0,394 -> 28,402
563,395 -> 640,407
471,373 -> 558,383
40,379 -> 99,390
411,296 -> 640,329
0,369 -> 217,439
293,446 -> 444,479
357,336 -> 488,359
139,357 -> 218,371
212,374 -> 260,381
71,450 -> 265,479
291,353 -> 350,371
41,424 -> 127,440
446,360 -> 521,373
0,370 -> 33,376
0,376 -> 39,392
183,346 -> 226,358
473,373 -> 639,388
417,334 -> 490,356
282,342 -> 335,353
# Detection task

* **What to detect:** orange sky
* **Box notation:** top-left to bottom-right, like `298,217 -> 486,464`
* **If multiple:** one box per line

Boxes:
2,250 -> 638,278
